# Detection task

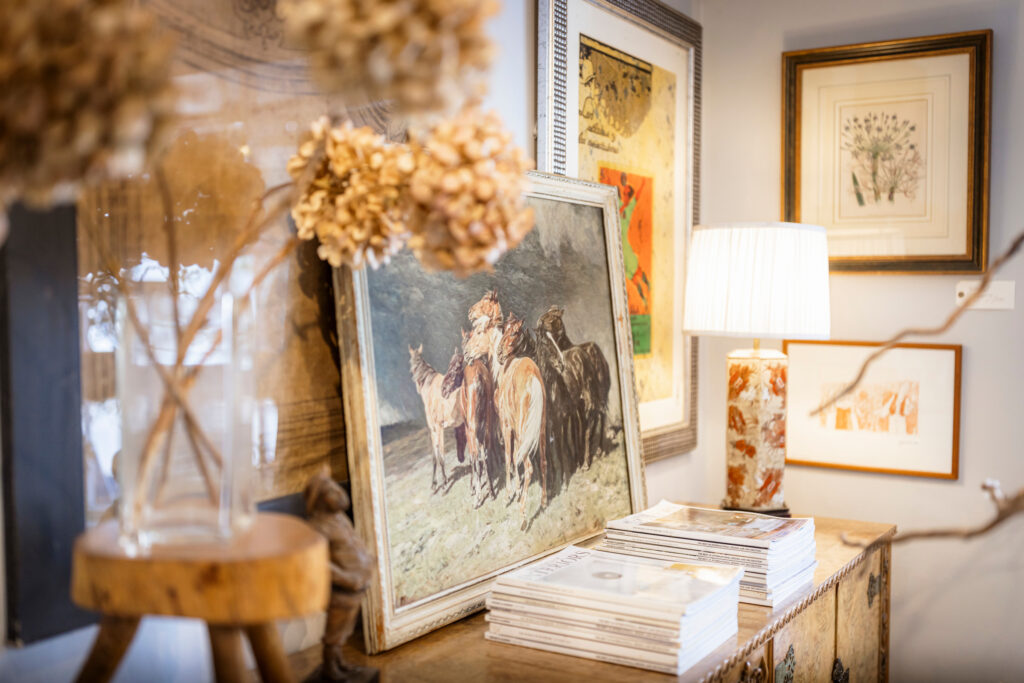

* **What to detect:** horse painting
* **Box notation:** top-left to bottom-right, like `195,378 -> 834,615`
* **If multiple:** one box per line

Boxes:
537,306 -> 611,468
498,313 -> 574,493
493,313 -> 548,529
443,340 -> 498,508
408,344 -> 466,493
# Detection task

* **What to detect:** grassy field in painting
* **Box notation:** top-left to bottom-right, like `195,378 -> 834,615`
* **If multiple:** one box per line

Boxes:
380,422 -> 631,607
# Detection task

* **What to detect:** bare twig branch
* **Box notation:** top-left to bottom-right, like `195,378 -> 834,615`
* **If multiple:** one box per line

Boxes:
842,480 -> 1024,549
812,230 -> 1024,416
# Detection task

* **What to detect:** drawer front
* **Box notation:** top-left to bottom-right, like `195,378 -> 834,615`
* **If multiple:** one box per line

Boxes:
836,548 -> 883,682
773,588 -> 836,683
721,643 -> 769,683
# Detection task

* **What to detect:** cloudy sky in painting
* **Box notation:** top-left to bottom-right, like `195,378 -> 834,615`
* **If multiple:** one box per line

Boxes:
364,197 -> 624,429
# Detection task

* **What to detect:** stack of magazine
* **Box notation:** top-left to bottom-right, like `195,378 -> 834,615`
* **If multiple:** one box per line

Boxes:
597,500 -> 817,607
485,546 -> 742,675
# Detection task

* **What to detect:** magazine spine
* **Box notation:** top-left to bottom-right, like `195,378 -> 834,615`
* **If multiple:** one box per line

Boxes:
486,623 -> 680,667
485,613 -> 681,655
484,631 -> 681,675
485,595 -> 684,639
493,576 -> 698,618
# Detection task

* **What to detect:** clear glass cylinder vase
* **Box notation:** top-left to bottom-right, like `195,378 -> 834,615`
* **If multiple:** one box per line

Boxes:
116,278 -> 255,548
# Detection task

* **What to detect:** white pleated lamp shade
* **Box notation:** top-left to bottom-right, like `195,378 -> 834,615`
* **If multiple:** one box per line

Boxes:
683,222 -> 831,340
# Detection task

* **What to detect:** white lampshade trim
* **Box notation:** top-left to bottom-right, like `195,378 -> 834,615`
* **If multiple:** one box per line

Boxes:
683,222 -> 831,340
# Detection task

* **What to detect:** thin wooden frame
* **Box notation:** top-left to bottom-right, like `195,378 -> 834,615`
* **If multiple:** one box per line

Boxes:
538,0 -> 701,460
334,172 -> 648,653
782,30 -> 992,273
783,339 -> 961,479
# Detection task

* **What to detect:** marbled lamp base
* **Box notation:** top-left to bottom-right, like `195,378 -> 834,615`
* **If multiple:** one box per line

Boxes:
723,349 -> 789,515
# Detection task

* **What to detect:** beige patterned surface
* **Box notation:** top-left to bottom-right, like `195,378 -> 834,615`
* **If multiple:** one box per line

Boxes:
837,548 -> 882,682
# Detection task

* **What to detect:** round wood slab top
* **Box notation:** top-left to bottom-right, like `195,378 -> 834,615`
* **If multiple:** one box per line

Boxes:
71,513 -> 329,624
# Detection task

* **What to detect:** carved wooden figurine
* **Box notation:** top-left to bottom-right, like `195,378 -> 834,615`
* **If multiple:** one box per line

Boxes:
304,470 -> 377,682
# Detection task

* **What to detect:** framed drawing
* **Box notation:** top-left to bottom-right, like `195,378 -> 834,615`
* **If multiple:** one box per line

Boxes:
335,172 -> 647,652
783,31 -> 992,273
537,0 -> 701,459
783,340 -> 961,479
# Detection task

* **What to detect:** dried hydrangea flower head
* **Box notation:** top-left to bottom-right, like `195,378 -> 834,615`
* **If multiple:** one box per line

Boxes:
0,0 -> 177,208
279,0 -> 498,114
407,106 -> 535,277
288,117 -> 415,269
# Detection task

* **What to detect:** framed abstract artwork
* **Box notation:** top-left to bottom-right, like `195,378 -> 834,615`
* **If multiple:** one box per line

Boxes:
783,340 -> 961,479
537,0 -> 701,459
783,31 -> 992,273
334,172 -> 647,652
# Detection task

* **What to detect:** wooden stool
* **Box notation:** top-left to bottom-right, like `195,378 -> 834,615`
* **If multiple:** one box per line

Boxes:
71,513 -> 329,683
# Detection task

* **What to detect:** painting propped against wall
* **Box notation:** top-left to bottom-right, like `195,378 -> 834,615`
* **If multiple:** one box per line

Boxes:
784,340 -> 961,479
335,172 -> 646,652
538,0 -> 701,460
783,31 -> 992,273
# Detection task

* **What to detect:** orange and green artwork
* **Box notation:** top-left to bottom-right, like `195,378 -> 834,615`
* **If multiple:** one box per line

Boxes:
600,167 -> 653,354
578,33 -> 677,403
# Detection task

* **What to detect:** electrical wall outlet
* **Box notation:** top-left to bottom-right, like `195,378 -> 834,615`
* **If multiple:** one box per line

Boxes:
955,280 -> 1015,310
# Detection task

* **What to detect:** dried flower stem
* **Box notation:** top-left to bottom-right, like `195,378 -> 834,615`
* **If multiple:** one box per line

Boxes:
842,480 -> 1024,549
811,229 -> 1024,417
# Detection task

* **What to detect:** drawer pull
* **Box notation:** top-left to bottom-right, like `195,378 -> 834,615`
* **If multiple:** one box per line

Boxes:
737,656 -> 768,683
868,572 -> 880,607
774,644 -> 795,683
832,656 -> 850,683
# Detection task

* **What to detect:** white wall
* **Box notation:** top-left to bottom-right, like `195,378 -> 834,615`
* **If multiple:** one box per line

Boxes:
651,0 -> 1024,680
6,1 -> 1020,680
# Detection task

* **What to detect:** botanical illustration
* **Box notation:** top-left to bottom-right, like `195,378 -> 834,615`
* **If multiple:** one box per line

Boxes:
600,168 -> 653,354
838,100 -> 928,219
578,34 -> 678,401
818,381 -> 919,436
366,196 -> 633,607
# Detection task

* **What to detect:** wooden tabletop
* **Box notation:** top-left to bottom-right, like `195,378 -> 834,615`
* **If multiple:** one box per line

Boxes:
71,513 -> 329,624
290,514 -> 896,682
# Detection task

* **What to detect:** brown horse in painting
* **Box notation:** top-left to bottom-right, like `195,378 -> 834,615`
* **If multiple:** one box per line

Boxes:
409,344 -> 466,493
493,313 -> 548,529
443,339 -> 497,507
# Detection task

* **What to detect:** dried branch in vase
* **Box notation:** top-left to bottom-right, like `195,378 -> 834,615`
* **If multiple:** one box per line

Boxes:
843,480 -> 1024,549
289,117 -> 414,269
279,0 -> 498,115
407,106 -> 535,277
0,0 -> 177,211
811,228 -> 1024,417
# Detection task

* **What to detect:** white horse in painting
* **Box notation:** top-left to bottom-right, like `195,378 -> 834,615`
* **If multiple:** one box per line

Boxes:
408,344 -> 466,493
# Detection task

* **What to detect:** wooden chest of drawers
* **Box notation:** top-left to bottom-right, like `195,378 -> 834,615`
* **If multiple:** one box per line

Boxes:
316,515 -> 895,682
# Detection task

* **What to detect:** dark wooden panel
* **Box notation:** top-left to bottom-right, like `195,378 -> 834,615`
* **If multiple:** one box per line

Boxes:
0,203 -> 93,643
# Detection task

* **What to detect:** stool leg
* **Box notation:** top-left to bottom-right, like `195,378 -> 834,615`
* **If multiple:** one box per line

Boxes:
246,623 -> 295,683
74,615 -> 141,683
207,624 -> 247,683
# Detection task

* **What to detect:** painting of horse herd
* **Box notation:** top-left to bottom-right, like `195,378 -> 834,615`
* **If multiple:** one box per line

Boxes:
361,188 -> 640,610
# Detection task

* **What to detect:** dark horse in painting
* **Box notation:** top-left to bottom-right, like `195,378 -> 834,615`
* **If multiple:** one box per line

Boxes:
500,313 -> 575,493
536,306 -> 611,468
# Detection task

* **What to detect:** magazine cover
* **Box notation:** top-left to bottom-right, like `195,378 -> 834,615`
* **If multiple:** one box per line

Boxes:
498,546 -> 741,614
609,500 -> 814,547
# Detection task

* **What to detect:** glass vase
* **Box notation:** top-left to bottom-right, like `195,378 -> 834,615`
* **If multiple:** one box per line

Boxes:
116,275 -> 255,548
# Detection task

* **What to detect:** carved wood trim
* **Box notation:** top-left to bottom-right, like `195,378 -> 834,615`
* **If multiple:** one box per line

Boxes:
699,532 -> 896,683
879,543 -> 892,683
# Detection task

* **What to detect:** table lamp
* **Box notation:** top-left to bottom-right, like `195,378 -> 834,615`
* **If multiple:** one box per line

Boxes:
683,222 -> 830,516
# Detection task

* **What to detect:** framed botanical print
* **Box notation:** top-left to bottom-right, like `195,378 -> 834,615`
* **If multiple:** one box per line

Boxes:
334,172 -> 647,652
537,0 -> 701,460
783,340 -> 961,479
783,31 -> 992,273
